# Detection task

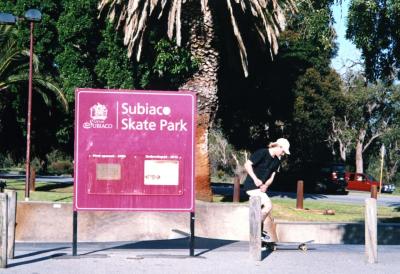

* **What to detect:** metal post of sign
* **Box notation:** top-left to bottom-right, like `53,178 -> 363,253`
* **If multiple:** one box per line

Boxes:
72,211 -> 78,256
190,212 -> 195,256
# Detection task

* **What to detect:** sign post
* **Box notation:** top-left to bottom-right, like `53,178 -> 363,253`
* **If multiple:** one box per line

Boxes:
379,144 -> 385,194
73,89 -> 196,255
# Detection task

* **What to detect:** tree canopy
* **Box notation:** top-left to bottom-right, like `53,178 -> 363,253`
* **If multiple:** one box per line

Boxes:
347,0 -> 400,83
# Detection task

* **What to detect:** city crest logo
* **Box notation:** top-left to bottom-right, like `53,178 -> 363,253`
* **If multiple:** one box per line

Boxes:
83,103 -> 113,129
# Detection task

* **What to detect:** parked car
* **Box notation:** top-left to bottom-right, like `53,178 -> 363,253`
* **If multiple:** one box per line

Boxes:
345,172 -> 396,193
314,163 -> 348,193
271,162 -> 348,194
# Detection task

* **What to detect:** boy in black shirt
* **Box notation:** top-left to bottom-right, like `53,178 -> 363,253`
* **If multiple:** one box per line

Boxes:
243,138 -> 290,242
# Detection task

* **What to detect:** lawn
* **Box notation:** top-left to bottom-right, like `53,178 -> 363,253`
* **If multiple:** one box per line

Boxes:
3,179 -> 400,223
270,198 -> 400,223
212,191 -> 400,223
4,180 -> 73,202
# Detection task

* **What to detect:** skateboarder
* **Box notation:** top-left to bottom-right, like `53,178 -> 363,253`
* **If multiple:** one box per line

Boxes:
243,138 -> 290,243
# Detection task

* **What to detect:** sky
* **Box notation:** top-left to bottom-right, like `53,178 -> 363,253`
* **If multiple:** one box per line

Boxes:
330,0 -> 363,76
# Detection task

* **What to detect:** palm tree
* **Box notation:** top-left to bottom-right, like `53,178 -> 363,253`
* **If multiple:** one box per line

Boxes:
98,0 -> 296,201
0,25 -> 67,109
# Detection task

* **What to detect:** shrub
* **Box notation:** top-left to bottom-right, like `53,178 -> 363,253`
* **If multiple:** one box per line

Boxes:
48,160 -> 73,175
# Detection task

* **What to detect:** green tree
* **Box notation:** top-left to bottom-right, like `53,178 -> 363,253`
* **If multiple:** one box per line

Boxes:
95,21 -> 135,89
347,0 -> 400,82
56,0 -> 100,102
0,24 -> 67,163
292,68 -> 343,165
330,74 -> 400,173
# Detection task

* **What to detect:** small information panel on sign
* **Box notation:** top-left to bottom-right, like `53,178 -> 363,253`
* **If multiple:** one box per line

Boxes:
74,89 -> 196,212
144,160 -> 179,186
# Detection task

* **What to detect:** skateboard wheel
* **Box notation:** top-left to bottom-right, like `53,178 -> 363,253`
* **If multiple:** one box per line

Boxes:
299,244 -> 307,251
267,244 -> 277,251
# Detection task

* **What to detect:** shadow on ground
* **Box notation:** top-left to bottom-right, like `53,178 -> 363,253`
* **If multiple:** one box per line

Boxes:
342,222 -> 400,244
34,182 -> 73,192
7,247 -> 69,268
79,236 -> 237,257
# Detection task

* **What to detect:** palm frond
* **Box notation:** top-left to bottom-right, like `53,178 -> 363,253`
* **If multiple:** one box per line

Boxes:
1,73 -> 68,112
226,0 -> 249,77
98,0 -> 297,76
32,77 -> 69,112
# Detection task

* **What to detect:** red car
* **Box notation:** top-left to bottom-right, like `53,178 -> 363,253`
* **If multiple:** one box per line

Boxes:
345,172 -> 395,193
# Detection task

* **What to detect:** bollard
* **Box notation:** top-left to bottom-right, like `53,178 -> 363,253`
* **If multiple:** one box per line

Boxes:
249,196 -> 262,261
0,180 -> 6,193
365,198 -> 377,263
370,185 -> 377,199
4,190 -> 16,259
29,166 -> 36,192
0,193 -> 8,268
233,175 -> 240,203
296,180 -> 304,209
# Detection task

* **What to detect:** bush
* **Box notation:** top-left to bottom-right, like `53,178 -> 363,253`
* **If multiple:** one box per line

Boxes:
0,154 -> 15,168
48,160 -> 73,175
46,150 -> 73,175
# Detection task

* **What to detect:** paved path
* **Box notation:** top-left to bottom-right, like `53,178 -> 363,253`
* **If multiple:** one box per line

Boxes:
1,241 -> 399,274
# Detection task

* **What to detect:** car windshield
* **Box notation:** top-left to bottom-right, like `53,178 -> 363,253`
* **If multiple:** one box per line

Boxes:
367,175 -> 377,181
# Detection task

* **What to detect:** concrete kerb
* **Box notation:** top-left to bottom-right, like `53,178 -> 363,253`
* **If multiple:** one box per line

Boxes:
14,201 -> 400,244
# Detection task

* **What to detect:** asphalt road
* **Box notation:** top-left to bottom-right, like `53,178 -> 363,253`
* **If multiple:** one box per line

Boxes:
1,241 -> 399,274
0,173 -> 73,184
269,190 -> 400,208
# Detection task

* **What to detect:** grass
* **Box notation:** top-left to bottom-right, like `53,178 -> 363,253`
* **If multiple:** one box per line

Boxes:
3,179 -> 400,223
213,193 -> 400,223
270,198 -> 400,223
4,180 -> 73,202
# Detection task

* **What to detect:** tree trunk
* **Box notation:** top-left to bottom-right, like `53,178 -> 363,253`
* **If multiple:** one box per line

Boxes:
339,141 -> 346,162
180,0 -> 219,201
355,129 -> 366,173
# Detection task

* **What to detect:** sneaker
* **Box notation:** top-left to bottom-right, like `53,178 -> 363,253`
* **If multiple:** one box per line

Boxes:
261,231 -> 272,243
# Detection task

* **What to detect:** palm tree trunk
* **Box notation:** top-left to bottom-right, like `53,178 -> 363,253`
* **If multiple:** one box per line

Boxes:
180,0 -> 219,201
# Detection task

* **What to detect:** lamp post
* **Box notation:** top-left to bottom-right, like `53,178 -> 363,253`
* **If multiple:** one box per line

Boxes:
0,9 -> 42,200
24,9 -> 42,200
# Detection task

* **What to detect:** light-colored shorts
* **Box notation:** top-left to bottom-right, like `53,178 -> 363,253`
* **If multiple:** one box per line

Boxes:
246,189 -> 271,208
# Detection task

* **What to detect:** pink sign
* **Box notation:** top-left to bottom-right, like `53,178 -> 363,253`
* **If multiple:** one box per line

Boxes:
73,89 -> 196,212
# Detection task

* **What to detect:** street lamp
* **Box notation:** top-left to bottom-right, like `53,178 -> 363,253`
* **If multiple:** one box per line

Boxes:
0,12 -> 17,24
24,9 -> 42,201
0,9 -> 42,200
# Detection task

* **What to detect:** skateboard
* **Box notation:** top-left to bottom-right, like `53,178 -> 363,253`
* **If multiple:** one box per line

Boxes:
263,240 -> 314,251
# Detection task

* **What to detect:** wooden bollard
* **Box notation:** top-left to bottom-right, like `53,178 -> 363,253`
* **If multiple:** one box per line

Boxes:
4,190 -> 16,259
365,198 -> 378,263
249,196 -> 262,261
370,185 -> 377,199
0,193 -> 8,268
29,166 -> 36,192
296,180 -> 304,209
233,175 -> 240,203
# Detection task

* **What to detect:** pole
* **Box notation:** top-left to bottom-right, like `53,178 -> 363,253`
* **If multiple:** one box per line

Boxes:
296,180 -> 304,209
233,175 -> 240,202
190,212 -> 195,256
378,145 -> 385,194
365,198 -> 378,263
72,211 -> 78,256
371,185 -> 377,199
249,196 -> 262,261
25,21 -> 34,200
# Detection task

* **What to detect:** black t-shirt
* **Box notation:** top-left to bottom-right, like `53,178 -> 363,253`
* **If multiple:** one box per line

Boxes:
243,148 -> 281,192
